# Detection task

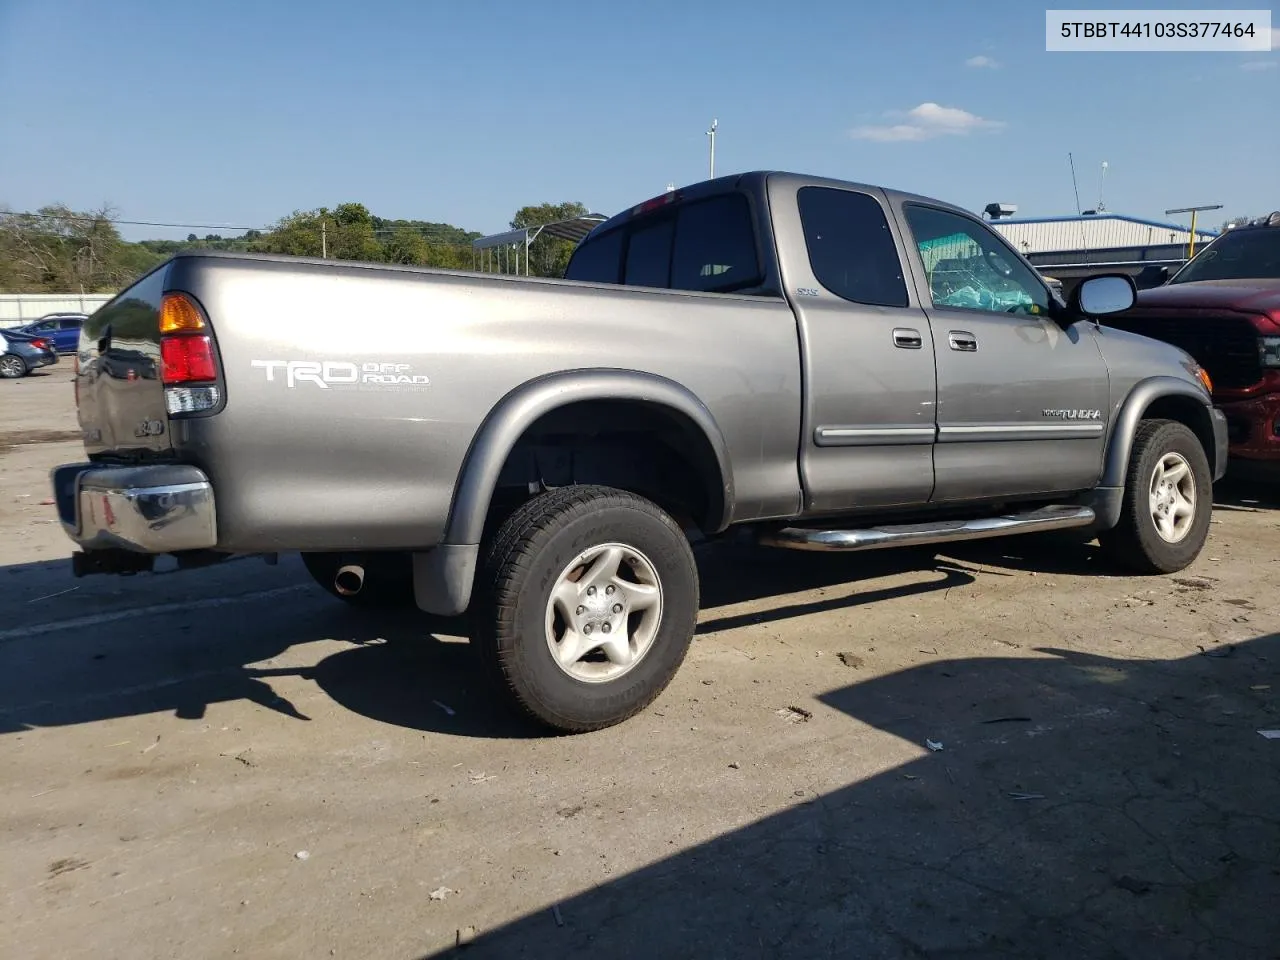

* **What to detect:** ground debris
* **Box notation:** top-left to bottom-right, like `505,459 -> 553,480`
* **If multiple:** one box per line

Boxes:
836,652 -> 865,668
468,771 -> 497,784
432,700 -> 456,717
1259,730 -> 1280,740
925,739 -> 944,752
776,705 -> 812,723
456,926 -> 478,947
1198,644 -> 1236,659
552,904 -> 564,927
1008,792 -> 1045,801
295,850 -> 310,861
429,886 -> 455,901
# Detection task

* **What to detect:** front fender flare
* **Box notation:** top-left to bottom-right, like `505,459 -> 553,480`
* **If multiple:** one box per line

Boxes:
443,368 -> 735,547
1102,376 -> 1215,489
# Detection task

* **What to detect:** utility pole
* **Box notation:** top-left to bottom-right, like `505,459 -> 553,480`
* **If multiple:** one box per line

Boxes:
321,218 -> 327,259
706,118 -> 718,179
1165,204 -> 1222,258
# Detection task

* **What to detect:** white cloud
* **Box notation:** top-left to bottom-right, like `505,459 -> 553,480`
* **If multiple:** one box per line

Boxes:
965,55 -> 999,68
1240,59 -> 1278,70
851,102 -> 1006,142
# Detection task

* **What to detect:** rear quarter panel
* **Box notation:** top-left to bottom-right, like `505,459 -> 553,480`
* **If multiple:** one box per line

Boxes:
167,255 -> 802,552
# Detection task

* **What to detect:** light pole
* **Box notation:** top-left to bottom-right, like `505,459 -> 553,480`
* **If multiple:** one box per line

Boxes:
1165,204 -> 1223,258
706,118 -> 718,179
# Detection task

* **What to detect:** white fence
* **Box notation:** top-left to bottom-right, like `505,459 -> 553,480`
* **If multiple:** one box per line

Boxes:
0,293 -> 115,328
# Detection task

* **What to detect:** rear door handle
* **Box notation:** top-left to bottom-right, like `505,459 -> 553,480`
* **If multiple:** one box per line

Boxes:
893,327 -> 923,349
948,330 -> 978,352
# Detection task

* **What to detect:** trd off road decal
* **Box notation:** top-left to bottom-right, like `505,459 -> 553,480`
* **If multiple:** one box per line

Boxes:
251,360 -> 431,390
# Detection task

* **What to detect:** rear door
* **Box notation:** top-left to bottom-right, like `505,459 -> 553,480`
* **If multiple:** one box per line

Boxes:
895,201 -> 1110,502
768,179 -> 937,512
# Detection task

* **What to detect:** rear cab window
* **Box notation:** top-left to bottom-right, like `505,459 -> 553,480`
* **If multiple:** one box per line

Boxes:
566,192 -> 763,294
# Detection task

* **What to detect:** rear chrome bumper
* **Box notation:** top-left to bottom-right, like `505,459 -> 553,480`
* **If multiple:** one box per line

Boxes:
50,462 -> 217,553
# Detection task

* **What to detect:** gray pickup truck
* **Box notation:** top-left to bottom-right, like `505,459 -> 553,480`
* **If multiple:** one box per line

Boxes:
52,171 -> 1228,732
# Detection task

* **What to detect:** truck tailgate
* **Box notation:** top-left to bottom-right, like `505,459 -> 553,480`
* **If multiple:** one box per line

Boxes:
76,265 -> 173,459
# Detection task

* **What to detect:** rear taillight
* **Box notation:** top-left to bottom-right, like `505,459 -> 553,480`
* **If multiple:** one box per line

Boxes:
159,292 -> 221,415
161,335 -> 217,383
30,338 -> 51,350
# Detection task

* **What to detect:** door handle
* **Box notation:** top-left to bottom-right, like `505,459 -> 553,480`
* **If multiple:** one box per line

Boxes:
892,327 -> 923,349
948,330 -> 978,352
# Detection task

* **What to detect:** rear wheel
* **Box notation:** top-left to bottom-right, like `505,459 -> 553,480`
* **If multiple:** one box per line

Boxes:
1098,419 -> 1212,574
0,354 -> 27,379
472,484 -> 699,733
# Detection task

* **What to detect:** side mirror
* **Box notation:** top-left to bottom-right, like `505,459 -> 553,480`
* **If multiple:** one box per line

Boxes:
1136,264 -> 1170,288
1071,274 -> 1136,317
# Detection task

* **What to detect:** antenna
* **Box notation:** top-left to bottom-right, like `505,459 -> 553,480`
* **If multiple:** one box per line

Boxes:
1097,160 -> 1109,213
1068,153 -> 1082,215
1068,153 -> 1089,263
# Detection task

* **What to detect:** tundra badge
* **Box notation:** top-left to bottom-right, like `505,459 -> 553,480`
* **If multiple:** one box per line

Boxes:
1042,409 -> 1101,421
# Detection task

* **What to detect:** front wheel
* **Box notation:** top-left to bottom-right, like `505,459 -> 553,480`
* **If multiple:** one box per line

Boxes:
1098,419 -> 1213,574
0,354 -> 28,379
472,484 -> 699,733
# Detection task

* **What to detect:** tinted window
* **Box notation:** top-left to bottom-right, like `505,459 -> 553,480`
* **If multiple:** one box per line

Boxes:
564,227 -> 624,284
624,218 -> 675,288
797,187 -> 908,307
32,320 -> 57,332
1170,227 -> 1280,283
59,317 -> 84,329
670,195 -> 761,293
903,205 -> 1049,317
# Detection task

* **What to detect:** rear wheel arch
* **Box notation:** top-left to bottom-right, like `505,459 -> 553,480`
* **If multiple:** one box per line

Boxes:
443,370 -> 735,548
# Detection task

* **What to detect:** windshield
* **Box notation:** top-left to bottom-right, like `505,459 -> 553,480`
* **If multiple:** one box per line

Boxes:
1170,228 -> 1280,284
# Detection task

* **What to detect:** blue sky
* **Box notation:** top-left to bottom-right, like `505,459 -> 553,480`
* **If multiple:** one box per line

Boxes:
1,0 -> 1276,241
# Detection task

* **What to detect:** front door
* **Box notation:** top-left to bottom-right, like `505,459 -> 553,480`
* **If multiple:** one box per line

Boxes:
769,179 -> 938,512
895,202 -> 1110,503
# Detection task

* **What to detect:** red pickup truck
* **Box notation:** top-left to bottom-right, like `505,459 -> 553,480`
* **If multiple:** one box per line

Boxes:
1107,213 -> 1280,480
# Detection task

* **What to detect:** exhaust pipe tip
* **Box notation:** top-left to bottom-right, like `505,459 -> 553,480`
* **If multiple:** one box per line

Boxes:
334,564 -> 365,596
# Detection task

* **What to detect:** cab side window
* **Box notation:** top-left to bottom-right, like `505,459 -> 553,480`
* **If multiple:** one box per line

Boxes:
797,187 -> 909,307
903,205 -> 1050,317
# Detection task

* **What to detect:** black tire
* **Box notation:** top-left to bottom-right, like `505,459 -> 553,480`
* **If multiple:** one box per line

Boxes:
0,354 -> 28,379
472,484 -> 699,734
1097,419 -> 1213,574
300,551 -> 415,608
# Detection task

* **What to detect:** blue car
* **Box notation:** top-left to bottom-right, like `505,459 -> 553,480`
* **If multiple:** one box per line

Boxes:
0,328 -> 59,378
10,312 -> 87,354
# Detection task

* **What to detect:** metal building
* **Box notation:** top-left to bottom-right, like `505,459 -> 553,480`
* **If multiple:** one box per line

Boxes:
990,214 -> 1216,257
0,293 -> 113,328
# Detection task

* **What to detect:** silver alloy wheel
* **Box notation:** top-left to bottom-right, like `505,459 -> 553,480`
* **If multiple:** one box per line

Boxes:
544,542 -> 664,683
1148,451 -> 1196,544
0,355 -> 25,378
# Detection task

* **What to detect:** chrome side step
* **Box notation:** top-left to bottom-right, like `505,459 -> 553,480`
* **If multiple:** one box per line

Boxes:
758,505 -> 1096,553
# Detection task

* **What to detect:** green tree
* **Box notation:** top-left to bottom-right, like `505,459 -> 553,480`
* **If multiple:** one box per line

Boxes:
382,226 -> 432,265
0,204 -> 164,293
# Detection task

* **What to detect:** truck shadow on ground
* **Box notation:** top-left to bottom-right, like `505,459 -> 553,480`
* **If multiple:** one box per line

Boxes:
0,531 -> 1224,740
419,632 -> 1280,960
